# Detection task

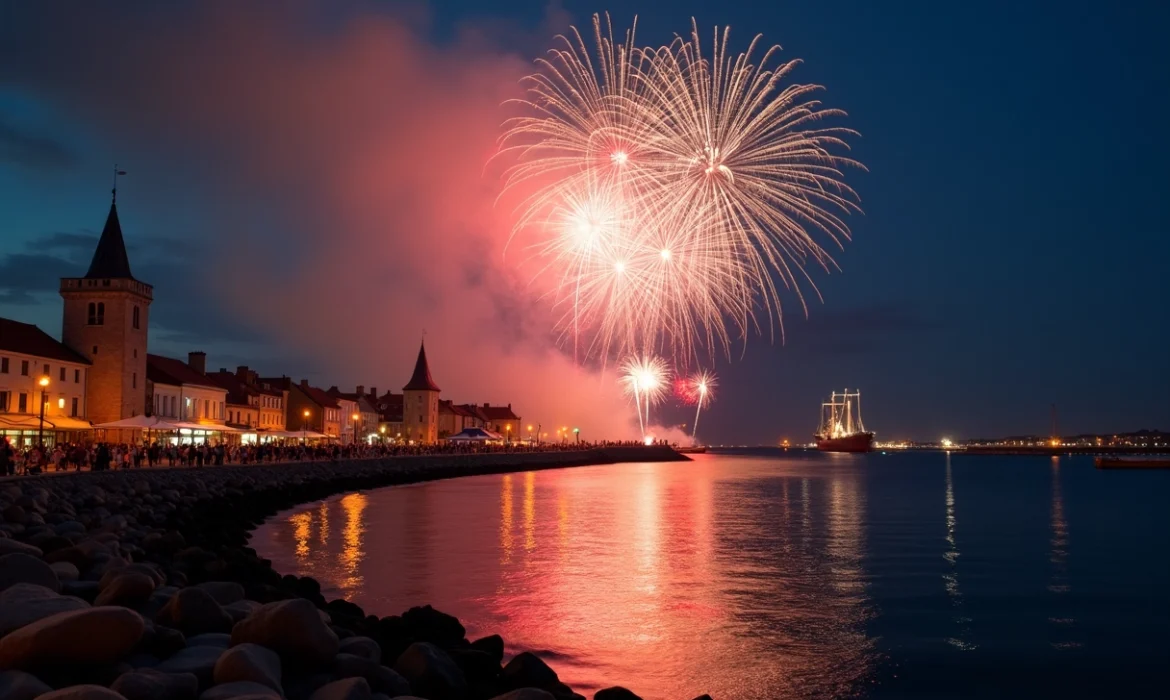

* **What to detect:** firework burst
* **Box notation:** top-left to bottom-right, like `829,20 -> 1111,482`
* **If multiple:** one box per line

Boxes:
620,354 -> 671,437
500,13 -> 863,368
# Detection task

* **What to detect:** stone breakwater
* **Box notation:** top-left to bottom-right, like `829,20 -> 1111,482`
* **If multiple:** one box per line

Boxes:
0,447 -> 712,700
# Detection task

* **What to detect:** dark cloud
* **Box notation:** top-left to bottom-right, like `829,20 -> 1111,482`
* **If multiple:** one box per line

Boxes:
0,115 -> 75,170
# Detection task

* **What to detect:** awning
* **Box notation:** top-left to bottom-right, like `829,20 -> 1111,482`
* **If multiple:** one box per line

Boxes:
93,415 -> 181,431
0,415 -> 93,431
44,416 -> 95,431
0,415 -> 40,429
171,421 -> 241,433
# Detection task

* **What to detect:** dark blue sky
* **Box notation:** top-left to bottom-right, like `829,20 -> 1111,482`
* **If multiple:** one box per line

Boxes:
1,1 -> 1168,442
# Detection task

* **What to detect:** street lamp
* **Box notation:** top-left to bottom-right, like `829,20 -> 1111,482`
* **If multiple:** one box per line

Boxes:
302,409 -> 310,444
573,427 -> 580,445
380,425 -> 387,444
352,412 -> 361,445
505,424 -> 512,442
527,424 -> 533,445
37,376 -> 50,448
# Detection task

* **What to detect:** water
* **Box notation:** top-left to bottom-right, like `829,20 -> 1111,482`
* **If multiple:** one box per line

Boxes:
252,450 -> 1170,699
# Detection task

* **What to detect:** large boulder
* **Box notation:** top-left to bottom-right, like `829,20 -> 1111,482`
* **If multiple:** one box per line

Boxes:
156,587 -> 233,636
337,636 -> 381,663
401,606 -> 465,648
94,573 -> 156,607
0,669 -> 52,700
230,599 -> 339,668
0,539 -> 42,557
500,653 -> 558,692
0,606 -> 143,669
0,552 -> 60,593
198,680 -> 280,700
28,684 -> 127,700
195,582 -> 245,606
470,635 -> 504,665
50,561 -> 80,583
111,669 -> 199,700
594,688 -> 644,700
0,583 -> 90,636
393,642 -> 467,700
489,691 -> 556,700
333,653 -> 411,696
308,677 -> 371,700
187,633 -> 232,649
155,645 -> 225,690
213,643 -> 282,692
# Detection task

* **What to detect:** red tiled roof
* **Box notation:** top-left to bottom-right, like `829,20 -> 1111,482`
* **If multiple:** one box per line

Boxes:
375,391 -> 403,422
0,317 -> 90,365
298,383 -> 339,409
403,341 -> 441,392
147,354 -> 223,390
480,404 -> 519,421
458,404 -> 490,423
207,371 -> 258,406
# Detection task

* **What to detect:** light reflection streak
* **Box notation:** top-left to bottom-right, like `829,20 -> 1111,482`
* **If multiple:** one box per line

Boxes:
524,471 -> 536,552
501,474 -> 514,563
943,454 -> 974,650
1048,458 -> 1078,649
317,501 -> 329,546
291,510 -> 311,561
339,492 -> 368,591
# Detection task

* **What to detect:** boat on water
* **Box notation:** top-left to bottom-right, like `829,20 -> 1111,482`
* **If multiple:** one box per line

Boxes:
1095,456 -> 1170,469
676,446 -> 707,454
816,389 -> 875,453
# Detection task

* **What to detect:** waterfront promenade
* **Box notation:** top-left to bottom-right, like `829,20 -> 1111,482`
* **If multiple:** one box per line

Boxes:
0,446 -> 696,700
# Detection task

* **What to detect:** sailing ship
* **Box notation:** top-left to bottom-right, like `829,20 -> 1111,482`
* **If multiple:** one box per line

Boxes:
815,389 -> 875,453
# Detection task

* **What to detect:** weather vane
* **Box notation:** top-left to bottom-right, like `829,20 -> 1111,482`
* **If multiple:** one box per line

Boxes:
111,164 -> 127,202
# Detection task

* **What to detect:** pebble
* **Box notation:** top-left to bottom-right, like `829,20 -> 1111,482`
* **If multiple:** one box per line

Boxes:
0,552 -> 60,593
156,587 -> 233,636
230,598 -> 339,668
308,677 -> 372,700
0,606 -> 144,669
212,643 -> 283,692
394,642 -> 468,700
30,684 -> 128,700
0,583 -> 90,637
110,668 -> 199,700
198,680 -> 280,700
0,669 -> 53,700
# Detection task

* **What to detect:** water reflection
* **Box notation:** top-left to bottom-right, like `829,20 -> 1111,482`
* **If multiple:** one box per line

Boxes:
1048,458 -> 1078,649
943,454 -> 974,650
260,458 -> 878,699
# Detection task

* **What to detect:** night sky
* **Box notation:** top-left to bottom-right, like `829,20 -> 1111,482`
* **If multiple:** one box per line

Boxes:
1,1 -> 1167,443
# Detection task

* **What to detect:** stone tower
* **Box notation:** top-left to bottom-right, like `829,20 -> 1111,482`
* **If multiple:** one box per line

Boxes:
59,195 -> 152,423
402,340 -> 440,444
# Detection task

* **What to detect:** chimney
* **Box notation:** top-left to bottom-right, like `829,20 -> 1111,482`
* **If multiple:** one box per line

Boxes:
219,368 -> 227,373
236,365 -> 250,381
356,385 -> 364,397
300,379 -> 309,388
508,403 -> 511,409
484,402 -> 490,408
370,387 -> 377,398
187,351 -> 206,375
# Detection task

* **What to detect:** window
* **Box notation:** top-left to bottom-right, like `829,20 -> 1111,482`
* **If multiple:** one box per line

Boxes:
0,358 -> 7,373
74,369 -> 80,383
87,302 -> 96,325
43,363 -> 49,376
132,372 -> 136,389
133,305 -> 140,329
18,393 -> 27,412
133,349 -> 137,359
0,391 -> 8,411
59,367 -> 65,381
96,302 -> 105,325
20,360 -> 28,376
71,397 -> 78,417
92,346 -> 98,355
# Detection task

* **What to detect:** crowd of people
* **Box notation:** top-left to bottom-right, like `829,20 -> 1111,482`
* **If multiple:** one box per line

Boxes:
0,436 -> 669,476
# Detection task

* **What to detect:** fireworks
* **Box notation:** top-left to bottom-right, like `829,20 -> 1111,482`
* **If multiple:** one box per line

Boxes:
683,370 -> 717,442
621,354 -> 671,437
501,13 -> 863,365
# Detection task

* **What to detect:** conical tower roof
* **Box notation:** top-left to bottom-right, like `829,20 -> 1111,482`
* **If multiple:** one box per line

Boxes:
85,201 -> 135,280
403,340 -> 441,392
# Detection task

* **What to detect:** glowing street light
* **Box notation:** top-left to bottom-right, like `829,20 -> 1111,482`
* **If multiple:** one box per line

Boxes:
352,412 -> 361,445
302,408 -> 310,444
37,376 -> 50,448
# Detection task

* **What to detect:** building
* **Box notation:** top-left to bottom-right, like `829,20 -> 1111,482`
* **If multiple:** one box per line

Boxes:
0,318 -> 93,446
438,400 -> 477,438
236,367 -> 287,432
401,341 -> 440,444
374,390 -> 404,441
456,404 -> 487,430
58,195 -> 152,425
207,368 -> 261,430
146,352 -> 228,432
327,386 -> 381,443
479,403 -> 522,440
330,391 -> 360,445
276,379 -> 341,440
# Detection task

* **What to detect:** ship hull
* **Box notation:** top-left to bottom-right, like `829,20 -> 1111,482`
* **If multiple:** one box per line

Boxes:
816,432 -> 875,453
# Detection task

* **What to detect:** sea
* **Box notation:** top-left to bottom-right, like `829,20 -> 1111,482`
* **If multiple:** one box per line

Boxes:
251,449 -> 1170,699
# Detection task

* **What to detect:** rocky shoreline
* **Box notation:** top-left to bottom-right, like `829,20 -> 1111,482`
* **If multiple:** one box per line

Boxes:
0,447 -> 708,700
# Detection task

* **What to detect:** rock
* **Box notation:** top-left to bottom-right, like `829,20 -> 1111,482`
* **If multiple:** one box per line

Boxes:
155,645 -> 224,690
213,643 -> 282,693
689,696 -> 714,700
100,563 -> 165,590
0,669 -> 52,700
31,685 -> 127,700
196,581 -> 245,605
308,677 -> 371,700
3,505 -> 26,524
230,599 -> 339,668
94,573 -> 156,607
139,624 -> 186,659
223,600 -> 262,624
401,606 -> 465,648
333,654 -> 410,696
50,561 -> 80,582
338,636 -> 381,663
447,648 -> 499,685
0,583 -> 90,636
188,633 -> 232,648
61,580 -> 101,602
0,539 -> 42,557
393,642 -> 467,700
470,635 -> 504,665
156,587 -> 233,636
500,653 -> 558,692
111,669 -> 199,700
489,691 -> 556,700
594,689 -> 643,700
199,681 -> 280,700
0,606 -> 144,669
0,553 -> 60,593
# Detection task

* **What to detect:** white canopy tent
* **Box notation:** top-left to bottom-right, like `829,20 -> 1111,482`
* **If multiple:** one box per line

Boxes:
92,416 -> 183,431
446,427 -> 505,442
